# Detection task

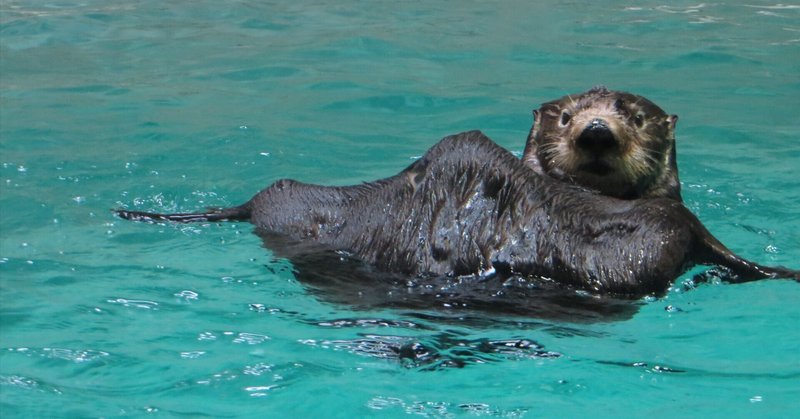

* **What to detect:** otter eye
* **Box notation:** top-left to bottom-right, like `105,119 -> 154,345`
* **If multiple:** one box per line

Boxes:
560,111 -> 571,126
634,113 -> 645,128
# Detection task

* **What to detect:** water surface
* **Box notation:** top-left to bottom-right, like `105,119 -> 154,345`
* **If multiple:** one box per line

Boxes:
2,1 -> 799,417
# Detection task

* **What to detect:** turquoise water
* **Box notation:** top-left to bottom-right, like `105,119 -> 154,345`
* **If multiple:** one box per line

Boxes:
2,0 -> 799,417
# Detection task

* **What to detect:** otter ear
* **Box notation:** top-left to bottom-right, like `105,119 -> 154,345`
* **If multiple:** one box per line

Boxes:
530,109 -> 542,140
523,109 -> 545,174
668,114 -> 678,132
663,114 -> 682,200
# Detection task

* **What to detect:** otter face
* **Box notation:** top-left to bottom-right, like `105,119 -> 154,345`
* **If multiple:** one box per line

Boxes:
523,87 -> 681,200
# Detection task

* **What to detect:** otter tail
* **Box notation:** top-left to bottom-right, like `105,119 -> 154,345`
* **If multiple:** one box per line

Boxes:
694,220 -> 800,282
114,204 -> 251,224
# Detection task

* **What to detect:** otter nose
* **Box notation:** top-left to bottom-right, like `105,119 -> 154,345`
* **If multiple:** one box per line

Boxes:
576,119 -> 617,154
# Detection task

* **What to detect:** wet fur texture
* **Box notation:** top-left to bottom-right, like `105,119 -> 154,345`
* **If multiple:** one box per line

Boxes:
524,87 -> 681,200
115,131 -> 799,298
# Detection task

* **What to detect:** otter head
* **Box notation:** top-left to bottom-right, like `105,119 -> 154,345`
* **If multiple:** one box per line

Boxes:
523,86 -> 681,200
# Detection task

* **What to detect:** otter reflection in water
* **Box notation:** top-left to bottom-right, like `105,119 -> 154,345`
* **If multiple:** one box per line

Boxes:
115,130 -> 799,305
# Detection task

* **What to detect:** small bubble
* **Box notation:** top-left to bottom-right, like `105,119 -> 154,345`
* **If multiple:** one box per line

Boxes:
243,362 -> 273,376
17,165 -> 27,172
175,290 -> 199,301
107,298 -> 159,310
180,351 -> 205,359
245,385 -> 277,397
233,332 -> 270,345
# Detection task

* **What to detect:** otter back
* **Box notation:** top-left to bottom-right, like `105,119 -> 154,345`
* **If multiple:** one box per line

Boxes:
115,131 -> 799,297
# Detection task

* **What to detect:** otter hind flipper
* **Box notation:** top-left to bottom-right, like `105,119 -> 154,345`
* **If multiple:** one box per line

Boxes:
113,204 -> 251,224
693,219 -> 800,282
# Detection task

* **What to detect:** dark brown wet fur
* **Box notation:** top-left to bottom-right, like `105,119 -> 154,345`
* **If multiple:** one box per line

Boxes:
524,87 -> 681,200
115,131 -> 799,298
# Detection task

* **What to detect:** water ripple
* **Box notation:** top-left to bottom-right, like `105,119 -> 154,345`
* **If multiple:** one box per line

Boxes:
300,333 -> 560,370
6,347 -> 109,363
106,297 -> 159,310
244,385 -> 279,397
174,290 -> 199,301
367,396 -> 528,417
232,332 -> 270,345
316,318 -> 428,329
597,360 -> 686,374
0,374 -> 63,395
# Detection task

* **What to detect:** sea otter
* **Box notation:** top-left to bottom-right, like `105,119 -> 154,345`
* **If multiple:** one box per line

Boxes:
115,131 -> 798,297
523,87 -> 681,200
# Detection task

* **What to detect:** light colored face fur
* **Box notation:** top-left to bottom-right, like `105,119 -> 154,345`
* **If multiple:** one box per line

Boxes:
523,87 -> 680,200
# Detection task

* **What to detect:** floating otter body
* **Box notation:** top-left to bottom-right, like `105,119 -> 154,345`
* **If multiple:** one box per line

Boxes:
115,131 -> 798,298
524,87 -> 681,200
